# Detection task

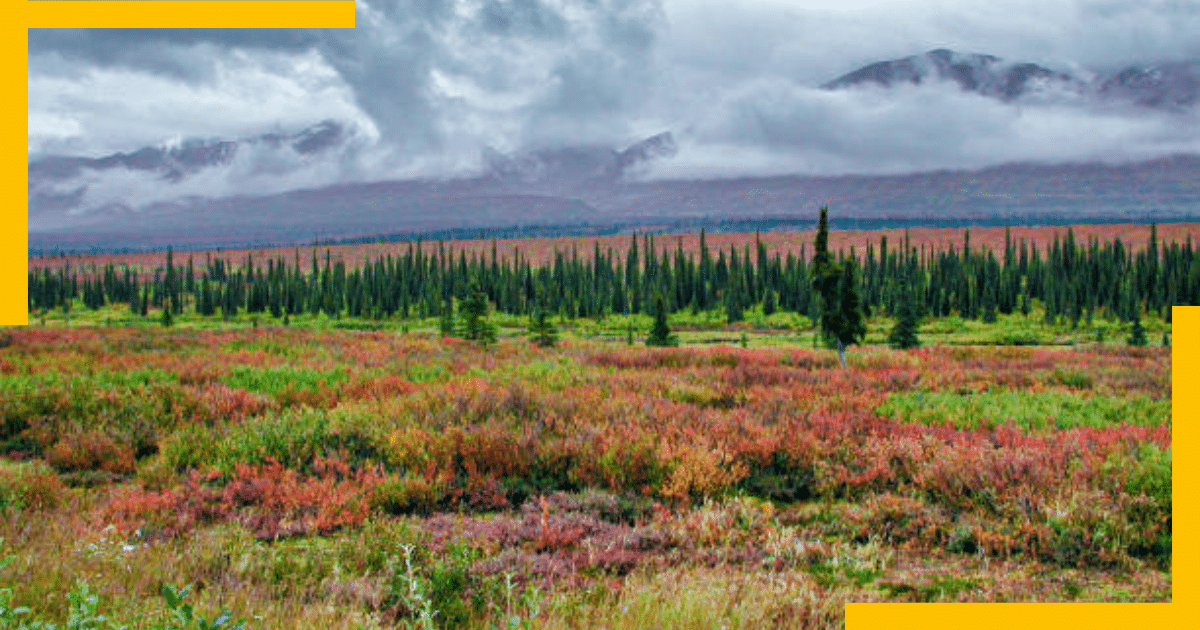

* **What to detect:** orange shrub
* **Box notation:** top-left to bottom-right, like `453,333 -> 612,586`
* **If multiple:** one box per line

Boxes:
45,431 -> 135,475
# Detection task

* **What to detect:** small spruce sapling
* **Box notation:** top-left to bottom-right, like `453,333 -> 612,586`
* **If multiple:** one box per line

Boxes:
645,296 -> 678,347
528,306 -> 558,348
887,284 -> 921,350
1128,313 -> 1148,347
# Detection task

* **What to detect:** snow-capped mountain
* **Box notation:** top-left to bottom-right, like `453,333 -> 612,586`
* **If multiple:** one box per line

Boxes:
615,132 -> 678,177
1096,62 -> 1200,108
823,49 -> 1200,109
822,49 -> 1082,101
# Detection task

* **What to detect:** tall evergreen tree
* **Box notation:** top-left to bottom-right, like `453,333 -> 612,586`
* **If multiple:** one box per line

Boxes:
438,296 -> 455,337
762,288 -> 777,316
811,207 -> 840,335
810,208 -> 864,366
724,285 -> 744,324
830,259 -> 867,367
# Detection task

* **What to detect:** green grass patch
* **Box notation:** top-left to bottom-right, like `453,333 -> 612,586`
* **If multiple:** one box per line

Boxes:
880,575 -> 979,602
401,362 -> 450,384
1105,443 -> 1172,511
805,561 -> 882,589
876,390 -> 1171,432
0,369 -> 178,395
505,357 -> 587,391
222,366 -> 348,399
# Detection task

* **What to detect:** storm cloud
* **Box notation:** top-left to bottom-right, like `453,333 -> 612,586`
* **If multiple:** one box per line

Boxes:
27,0 -> 1200,184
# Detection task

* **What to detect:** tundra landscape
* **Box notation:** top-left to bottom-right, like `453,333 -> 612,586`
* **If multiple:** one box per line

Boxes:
2,219 -> 1178,628
20,1 -> 1196,626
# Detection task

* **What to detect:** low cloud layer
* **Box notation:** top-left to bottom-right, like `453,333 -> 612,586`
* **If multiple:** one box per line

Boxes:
27,0 -> 1200,187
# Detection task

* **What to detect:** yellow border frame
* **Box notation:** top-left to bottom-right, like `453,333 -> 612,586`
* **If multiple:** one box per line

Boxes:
9,3 -> 1187,629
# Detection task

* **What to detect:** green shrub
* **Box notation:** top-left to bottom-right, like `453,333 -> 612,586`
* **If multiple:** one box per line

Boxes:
222,367 -> 347,403
370,475 -> 442,516
214,409 -> 333,473
158,424 -> 223,474
1050,368 -> 1094,389
876,390 -> 1170,432
0,460 -> 65,511
1118,444 -> 1172,511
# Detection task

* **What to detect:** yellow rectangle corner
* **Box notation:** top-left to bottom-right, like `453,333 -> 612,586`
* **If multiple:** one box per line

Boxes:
23,2 -> 356,29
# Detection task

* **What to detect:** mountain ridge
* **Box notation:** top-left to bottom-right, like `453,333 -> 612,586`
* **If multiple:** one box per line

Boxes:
822,48 -> 1200,108
29,152 -> 1200,251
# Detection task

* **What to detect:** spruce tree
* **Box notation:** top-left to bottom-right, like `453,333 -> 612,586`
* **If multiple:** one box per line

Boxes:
528,306 -> 558,348
831,259 -> 867,366
982,295 -> 997,323
762,288 -> 776,316
811,207 -> 841,344
161,297 -> 174,327
811,208 -> 865,367
438,296 -> 455,337
724,287 -> 744,324
646,295 -> 677,347
1128,313 -> 1148,347
888,284 -> 921,349
461,279 -> 496,347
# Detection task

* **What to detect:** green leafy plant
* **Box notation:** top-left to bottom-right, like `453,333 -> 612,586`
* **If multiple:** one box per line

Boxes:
160,584 -> 247,630
0,554 -> 33,630
64,582 -> 125,630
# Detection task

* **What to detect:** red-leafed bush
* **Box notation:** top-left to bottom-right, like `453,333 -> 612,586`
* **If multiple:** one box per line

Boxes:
104,457 -> 381,541
45,430 -> 136,475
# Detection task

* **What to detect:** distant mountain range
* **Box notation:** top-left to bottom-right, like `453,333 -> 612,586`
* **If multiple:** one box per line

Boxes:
30,120 -> 348,185
27,49 -> 1200,250
482,131 -> 678,187
822,48 -> 1200,108
29,150 -> 1200,251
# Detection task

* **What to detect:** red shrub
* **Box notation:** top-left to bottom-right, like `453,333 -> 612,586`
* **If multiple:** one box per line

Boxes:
45,431 -> 136,475
341,375 -> 418,402
103,457 -> 381,541
191,384 -> 277,423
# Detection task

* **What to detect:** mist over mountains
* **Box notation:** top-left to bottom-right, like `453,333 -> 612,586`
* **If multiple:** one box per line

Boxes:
822,48 -> 1200,109
28,48 -> 1200,251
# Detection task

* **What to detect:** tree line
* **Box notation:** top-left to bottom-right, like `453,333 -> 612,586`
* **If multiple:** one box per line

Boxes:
28,215 -> 1197,332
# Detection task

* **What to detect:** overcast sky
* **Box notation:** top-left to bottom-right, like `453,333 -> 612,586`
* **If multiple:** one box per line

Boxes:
27,0 -> 1200,184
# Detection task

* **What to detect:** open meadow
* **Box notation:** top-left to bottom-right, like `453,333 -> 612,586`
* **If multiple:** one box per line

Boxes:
0,315 -> 1172,629
7,219 -> 1183,628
